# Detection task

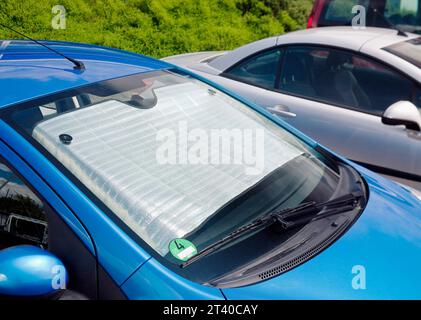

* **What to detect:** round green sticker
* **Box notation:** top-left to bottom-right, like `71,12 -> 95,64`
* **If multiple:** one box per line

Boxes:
169,239 -> 198,262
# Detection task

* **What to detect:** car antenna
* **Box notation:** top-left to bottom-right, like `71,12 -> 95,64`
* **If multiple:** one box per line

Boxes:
0,23 -> 86,70
372,9 -> 408,37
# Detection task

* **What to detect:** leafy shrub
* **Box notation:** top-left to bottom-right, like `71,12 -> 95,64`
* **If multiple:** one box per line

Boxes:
0,0 -> 312,58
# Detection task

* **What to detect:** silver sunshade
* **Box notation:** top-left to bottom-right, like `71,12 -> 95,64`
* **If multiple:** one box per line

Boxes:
33,82 -> 303,256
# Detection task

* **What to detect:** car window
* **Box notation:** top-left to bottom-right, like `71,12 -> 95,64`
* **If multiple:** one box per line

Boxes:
321,0 -> 364,25
0,161 -> 48,250
0,159 -> 100,298
225,48 -> 282,89
319,0 -> 421,30
278,46 -> 414,115
385,0 -> 421,30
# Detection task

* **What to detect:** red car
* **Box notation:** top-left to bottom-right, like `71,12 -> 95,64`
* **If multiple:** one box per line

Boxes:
308,0 -> 421,34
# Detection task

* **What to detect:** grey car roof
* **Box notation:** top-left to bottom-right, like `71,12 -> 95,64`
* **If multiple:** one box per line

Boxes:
208,27 -> 418,73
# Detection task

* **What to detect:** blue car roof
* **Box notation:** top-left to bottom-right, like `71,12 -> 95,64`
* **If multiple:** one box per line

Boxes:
0,40 -> 171,108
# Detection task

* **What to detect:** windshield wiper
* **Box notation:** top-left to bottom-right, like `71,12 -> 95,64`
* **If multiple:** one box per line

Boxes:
181,191 -> 363,268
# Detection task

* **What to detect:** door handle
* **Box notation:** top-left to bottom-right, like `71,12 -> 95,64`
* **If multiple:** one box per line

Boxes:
267,105 -> 297,118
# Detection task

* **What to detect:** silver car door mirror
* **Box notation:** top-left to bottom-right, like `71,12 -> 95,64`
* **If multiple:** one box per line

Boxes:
267,105 -> 297,118
382,101 -> 421,132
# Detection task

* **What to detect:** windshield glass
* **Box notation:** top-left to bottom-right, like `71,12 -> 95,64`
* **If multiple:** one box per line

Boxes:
4,70 -> 343,282
384,37 -> 421,68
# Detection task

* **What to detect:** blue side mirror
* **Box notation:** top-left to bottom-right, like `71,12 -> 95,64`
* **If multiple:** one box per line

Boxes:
0,245 -> 68,298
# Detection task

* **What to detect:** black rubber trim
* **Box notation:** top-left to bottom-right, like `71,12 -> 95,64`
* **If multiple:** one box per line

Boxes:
381,116 -> 421,131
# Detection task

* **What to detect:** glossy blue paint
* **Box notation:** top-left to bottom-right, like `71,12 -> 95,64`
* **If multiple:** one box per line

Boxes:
0,40 -> 420,299
121,258 -> 224,300
0,40 -> 170,108
0,245 -> 67,297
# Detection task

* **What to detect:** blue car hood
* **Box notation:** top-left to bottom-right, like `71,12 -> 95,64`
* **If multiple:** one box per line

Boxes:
222,169 -> 421,299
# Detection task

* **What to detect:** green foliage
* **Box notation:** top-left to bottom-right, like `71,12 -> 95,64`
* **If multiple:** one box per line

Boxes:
0,0 -> 312,58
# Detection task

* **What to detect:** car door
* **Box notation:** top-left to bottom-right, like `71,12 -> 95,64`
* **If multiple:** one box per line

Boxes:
0,101 -> 146,298
0,140 -> 98,298
222,45 -> 421,190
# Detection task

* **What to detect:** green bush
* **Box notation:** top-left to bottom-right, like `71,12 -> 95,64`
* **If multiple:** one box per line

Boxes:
0,0 -> 312,58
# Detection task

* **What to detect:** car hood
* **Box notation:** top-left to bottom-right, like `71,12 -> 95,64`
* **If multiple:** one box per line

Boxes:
221,167 -> 421,299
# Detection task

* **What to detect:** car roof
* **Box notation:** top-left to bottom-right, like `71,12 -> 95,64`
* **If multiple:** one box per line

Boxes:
209,27 -> 418,72
276,26 -> 404,49
0,40 -> 171,108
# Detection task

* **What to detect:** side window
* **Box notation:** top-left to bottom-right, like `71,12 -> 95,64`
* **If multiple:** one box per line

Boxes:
0,159 -> 101,298
226,48 -> 282,89
0,161 -> 48,250
278,46 -> 414,115
385,0 -> 420,27
320,0 -> 364,26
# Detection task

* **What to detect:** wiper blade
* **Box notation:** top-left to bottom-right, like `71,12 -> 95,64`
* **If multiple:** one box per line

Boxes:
269,192 -> 362,229
181,192 -> 362,268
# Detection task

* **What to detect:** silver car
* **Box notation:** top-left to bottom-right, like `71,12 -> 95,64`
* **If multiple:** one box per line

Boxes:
164,27 -> 421,190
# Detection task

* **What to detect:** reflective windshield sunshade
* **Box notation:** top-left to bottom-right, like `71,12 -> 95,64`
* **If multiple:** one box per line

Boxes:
32,82 -> 303,255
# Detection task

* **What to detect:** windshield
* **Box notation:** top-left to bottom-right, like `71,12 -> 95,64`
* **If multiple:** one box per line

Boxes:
4,70 -> 346,283
384,37 -> 421,68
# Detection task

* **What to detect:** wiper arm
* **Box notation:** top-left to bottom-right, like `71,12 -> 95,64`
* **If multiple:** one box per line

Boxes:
181,192 -> 363,268
270,192 -> 362,229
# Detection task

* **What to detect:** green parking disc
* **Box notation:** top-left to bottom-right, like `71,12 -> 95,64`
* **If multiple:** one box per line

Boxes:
169,239 -> 198,262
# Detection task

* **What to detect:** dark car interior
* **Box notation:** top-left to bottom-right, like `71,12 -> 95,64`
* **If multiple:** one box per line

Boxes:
0,163 -> 47,251
278,47 -> 417,114
318,0 -> 421,34
227,48 -> 282,88
226,44 -> 418,115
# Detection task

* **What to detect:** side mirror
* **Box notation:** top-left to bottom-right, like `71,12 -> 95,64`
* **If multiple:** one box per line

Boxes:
0,245 -> 68,299
382,101 -> 421,131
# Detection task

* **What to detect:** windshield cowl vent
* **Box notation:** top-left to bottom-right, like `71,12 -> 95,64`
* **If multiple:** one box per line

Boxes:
258,222 -> 347,281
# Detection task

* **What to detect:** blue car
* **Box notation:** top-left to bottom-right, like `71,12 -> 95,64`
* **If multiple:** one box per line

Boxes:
0,40 -> 420,300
